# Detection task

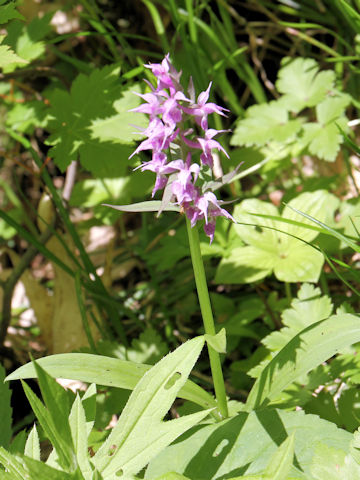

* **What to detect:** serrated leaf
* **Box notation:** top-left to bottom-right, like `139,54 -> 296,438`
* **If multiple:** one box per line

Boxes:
0,2 -> 24,23
6,101 -> 49,133
145,225 -> 189,272
301,117 -> 348,162
205,328 -> 227,354
231,101 -> 302,147
0,43 -> 27,68
276,57 -> 335,112
316,93 -> 351,124
216,191 -> 336,284
246,313 -> 360,410
24,425 -> 40,461
92,336 -> 211,477
127,328 -> 168,364
69,394 -> 92,476
6,353 -> 216,411
262,284 -> 333,352
0,363 -> 12,448
9,430 -> 27,455
146,409 -> 351,479
46,71 -> 146,175
21,380 -> 74,470
4,14 -> 52,67
31,360 -> 73,447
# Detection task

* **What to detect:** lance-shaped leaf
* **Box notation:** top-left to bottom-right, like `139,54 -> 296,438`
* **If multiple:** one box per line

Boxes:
21,380 -> 74,470
103,200 -> 180,213
69,394 -> 92,476
6,353 -> 216,411
24,425 -> 40,461
92,336 -> 212,477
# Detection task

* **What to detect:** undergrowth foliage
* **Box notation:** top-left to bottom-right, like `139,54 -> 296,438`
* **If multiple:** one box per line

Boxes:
2,1 -> 360,479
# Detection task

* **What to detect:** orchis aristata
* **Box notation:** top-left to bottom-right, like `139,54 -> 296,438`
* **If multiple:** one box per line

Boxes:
130,54 -> 234,242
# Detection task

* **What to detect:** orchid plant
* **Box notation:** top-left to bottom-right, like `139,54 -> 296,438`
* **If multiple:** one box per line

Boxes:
119,53 -> 238,419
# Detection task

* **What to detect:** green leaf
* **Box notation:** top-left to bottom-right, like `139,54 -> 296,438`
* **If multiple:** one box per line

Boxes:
281,190 -> 339,244
154,474 -> 191,480
104,200 -> 180,213
264,433 -> 295,480
9,430 -> 27,455
216,191 -> 336,284
0,2 -> 24,23
46,71 -> 147,176
4,14 -> 53,66
285,202 -> 360,253
350,426 -> 360,465
310,443 -> 360,479
337,198 -> 360,242
0,42 -> 27,68
69,178 -> 130,208
276,57 -> 335,112
146,409 -> 352,479
262,284 -> 333,352
92,336 -> 211,477
24,425 -> 40,461
301,117 -> 348,162
6,353 -> 216,411
0,363 -> 12,448
6,101 -> 48,133
316,93 -> 351,124
127,328 -> 169,364
20,454 -> 80,480
69,394 -> 92,476
205,328 -> 227,354
215,246 -> 273,284
246,313 -> 360,410
21,380 -> 74,470
82,383 -> 97,436
31,360 -> 73,447
231,101 -> 302,147
0,446 -> 27,479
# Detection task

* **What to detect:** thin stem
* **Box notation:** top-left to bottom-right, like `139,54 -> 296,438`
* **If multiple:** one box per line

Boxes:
285,282 -> 292,303
186,218 -> 228,419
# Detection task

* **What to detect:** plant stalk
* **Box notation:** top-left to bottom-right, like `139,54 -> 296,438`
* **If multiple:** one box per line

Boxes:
186,218 -> 228,419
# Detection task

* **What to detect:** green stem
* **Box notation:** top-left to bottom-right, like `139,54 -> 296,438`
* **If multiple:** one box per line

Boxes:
285,282 -> 292,303
186,218 -> 228,419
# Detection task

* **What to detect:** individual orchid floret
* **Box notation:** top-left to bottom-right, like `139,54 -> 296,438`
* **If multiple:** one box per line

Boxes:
137,151 -> 178,197
198,129 -> 230,167
130,117 -> 178,158
191,192 -> 235,243
145,53 -> 182,95
170,154 -> 200,204
182,82 -> 229,130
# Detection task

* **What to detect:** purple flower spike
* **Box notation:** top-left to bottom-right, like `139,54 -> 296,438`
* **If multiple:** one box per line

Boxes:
129,54 -> 234,242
